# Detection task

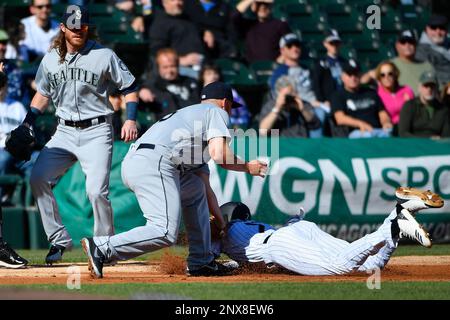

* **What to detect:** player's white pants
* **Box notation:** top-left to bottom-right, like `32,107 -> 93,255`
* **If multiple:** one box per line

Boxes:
94,147 -> 214,270
262,210 -> 397,275
30,121 -> 114,249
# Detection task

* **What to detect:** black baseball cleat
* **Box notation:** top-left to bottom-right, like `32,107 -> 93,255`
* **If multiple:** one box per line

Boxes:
45,245 -> 65,265
186,260 -> 236,277
81,237 -> 105,279
0,242 -> 28,269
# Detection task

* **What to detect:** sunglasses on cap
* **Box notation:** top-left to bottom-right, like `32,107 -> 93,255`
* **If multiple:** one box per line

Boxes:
429,25 -> 447,31
34,4 -> 52,9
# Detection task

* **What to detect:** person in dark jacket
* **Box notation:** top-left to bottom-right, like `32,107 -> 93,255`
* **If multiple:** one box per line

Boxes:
415,14 -> 450,89
139,48 -> 200,120
399,71 -> 449,138
183,0 -> 238,59
148,0 -> 206,78
232,0 -> 290,63
311,29 -> 347,108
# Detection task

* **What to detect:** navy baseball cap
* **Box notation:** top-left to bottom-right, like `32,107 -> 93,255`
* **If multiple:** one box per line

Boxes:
201,81 -> 242,108
61,5 -> 90,28
427,14 -> 448,28
279,33 -> 302,48
342,59 -> 361,75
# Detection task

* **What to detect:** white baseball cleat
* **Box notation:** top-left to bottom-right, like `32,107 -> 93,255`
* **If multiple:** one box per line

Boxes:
397,208 -> 432,248
396,187 -> 444,213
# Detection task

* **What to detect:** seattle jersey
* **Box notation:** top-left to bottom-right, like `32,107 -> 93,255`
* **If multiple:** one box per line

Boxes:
35,40 -> 135,121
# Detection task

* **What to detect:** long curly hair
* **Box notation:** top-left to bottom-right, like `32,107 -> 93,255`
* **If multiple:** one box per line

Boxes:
50,26 -> 99,64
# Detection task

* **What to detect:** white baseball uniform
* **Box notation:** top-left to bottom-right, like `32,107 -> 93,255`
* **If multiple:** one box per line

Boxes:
213,208 -> 398,275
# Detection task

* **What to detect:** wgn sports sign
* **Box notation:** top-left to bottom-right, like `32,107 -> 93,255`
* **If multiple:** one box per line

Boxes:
210,138 -> 450,243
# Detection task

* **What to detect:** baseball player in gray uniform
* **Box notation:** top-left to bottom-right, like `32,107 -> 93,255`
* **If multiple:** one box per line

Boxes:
21,6 -> 139,264
81,81 -> 267,278
210,187 -> 443,276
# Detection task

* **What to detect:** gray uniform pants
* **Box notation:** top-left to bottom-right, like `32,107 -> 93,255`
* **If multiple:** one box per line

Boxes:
94,145 -> 213,270
30,121 -> 114,249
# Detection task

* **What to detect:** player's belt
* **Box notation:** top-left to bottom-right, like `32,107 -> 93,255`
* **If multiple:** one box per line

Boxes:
58,116 -> 106,129
135,143 -> 184,173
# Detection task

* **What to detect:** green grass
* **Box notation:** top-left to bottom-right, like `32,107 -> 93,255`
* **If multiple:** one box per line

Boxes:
16,244 -> 450,265
393,243 -> 450,256
3,282 -> 450,300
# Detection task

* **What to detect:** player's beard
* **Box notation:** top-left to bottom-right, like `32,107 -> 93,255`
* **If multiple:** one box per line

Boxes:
65,31 -> 88,52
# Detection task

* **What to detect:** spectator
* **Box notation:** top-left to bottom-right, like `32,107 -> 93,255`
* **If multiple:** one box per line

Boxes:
20,0 -> 59,61
270,33 -> 325,137
114,0 -> 149,34
139,48 -> 200,120
312,29 -> 347,107
398,71 -> 449,138
416,14 -> 450,88
184,0 -> 238,59
375,61 -> 414,133
258,76 -> 321,137
0,71 -> 38,203
4,22 -> 28,62
149,0 -> 206,78
391,29 -> 435,96
0,31 -> 28,106
199,63 -> 250,129
232,0 -> 290,63
331,60 -> 393,138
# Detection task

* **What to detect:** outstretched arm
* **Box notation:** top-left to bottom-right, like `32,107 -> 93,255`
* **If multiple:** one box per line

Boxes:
208,137 -> 267,177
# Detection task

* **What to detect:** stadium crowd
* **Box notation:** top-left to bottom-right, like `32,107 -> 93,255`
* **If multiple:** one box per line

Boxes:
0,0 -> 450,198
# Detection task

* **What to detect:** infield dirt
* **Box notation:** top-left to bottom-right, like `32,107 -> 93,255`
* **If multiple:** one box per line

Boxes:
0,256 -> 449,285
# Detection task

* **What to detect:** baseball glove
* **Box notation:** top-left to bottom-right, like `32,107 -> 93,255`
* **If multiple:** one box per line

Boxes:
5,125 -> 36,161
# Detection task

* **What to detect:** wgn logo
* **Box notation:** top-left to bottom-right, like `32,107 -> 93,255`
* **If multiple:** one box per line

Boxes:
66,265 -> 81,290
366,268 -> 381,290
366,5 -> 381,30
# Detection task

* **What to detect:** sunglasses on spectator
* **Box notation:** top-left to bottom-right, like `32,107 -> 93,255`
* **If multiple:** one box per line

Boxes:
429,25 -> 447,31
380,72 -> 394,78
399,39 -> 416,45
34,4 -> 52,9
423,83 -> 436,88
0,40 -> 7,45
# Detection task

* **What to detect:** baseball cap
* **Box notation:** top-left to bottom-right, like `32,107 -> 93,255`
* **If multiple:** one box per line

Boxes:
427,14 -> 448,28
397,29 -> 417,43
279,33 -> 301,48
61,5 -> 90,29
0,29 -> 9,42
419,71 -> 437,85
201,81 -> 243,108
324,29 -> 342,43
342,59 -> 361,75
